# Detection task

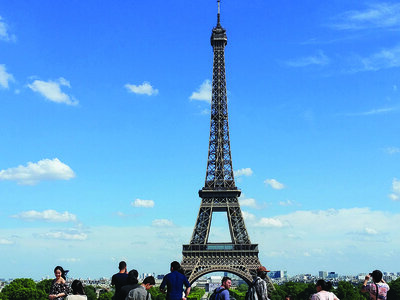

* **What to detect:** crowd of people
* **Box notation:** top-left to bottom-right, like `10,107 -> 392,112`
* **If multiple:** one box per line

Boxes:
111,261 -> 155,300
48,263 -> 390,300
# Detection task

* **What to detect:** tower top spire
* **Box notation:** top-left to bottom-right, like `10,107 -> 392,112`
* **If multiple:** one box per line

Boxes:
211,0 -> 227,46
217,0 -> 221,26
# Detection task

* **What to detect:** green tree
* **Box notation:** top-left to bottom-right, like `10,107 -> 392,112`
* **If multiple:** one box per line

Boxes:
237,284 -> 248,293
388,277 -> 400,300
269,284 -> 287,300
187,287 -> 205,300
84,285 -> 97,300
272,281 -> 311,300
0,278 -> 47,300
229,288 -> 246,300
150,287 -> 166,300
335,281 -> 362,300
98,291 -> 114,300
36,279 -> 53,294
297,282 -> 316,300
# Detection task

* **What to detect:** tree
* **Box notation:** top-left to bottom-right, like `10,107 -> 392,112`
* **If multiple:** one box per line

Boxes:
98,291 -> 114,300
0,278 -> 47,300
151,287 -> 166,300
237,284 -> 248,293
36,279 -> 53,294
388,277 -> 400,300
84,285 -> 97,300
271,281 -> 312,300
335,281 -> 364,300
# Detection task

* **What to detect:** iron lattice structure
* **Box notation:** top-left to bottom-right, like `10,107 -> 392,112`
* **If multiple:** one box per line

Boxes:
181,1 -> 272,286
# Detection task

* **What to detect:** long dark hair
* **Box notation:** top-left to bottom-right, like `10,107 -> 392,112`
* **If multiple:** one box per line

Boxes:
71,280 -> 85,295
316,279 -> 333,291
54,266 -> 68,280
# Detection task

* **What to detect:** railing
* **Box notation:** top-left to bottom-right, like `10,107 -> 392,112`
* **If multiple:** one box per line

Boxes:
182,243 -> 258,252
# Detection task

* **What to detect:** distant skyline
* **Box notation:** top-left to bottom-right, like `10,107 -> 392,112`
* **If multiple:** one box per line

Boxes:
1,1 -> 400,280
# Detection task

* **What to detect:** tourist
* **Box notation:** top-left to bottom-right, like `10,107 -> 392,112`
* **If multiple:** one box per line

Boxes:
49,266 -> 69,300
213,276 -> 231,300
65,280 -> 87,300
119,269 -> 140,300
310,280 -> 339,300
126,276 -> 156,300
111,261 -> 128,300
160,261 -> 191,300
361,270 -> 390,300
253,266 -> 270,300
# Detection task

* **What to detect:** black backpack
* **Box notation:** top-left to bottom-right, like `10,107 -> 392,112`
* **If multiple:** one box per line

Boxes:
209,288 -> 224,300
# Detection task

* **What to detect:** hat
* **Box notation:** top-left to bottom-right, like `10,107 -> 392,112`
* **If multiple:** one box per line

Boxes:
257,266 -> 270,273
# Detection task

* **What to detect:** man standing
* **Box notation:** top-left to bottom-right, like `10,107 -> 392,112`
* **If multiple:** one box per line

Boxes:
118,269 -> 139,300
214,276 -> 232,300
253,266 -> 270,300
111,261 -> 128,300
160,261 -> 191,300
126,276 -> 156,300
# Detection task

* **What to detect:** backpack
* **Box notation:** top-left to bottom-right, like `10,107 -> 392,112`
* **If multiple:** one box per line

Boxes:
209,288 -> 224,300
245,278 -> 259,300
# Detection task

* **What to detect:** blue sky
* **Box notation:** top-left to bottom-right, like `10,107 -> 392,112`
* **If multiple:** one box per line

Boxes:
1,0 -> 400,280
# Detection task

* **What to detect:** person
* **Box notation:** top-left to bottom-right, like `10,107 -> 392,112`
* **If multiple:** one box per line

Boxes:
213,276 -> 231,300
49,266 -> 69,300
284,296 -> 292,300
119,269 -> 140,300
65,280 -> 87,300
361,270 -> 390,300
310,280 -> 339,300
253,266 -> 270,300
160,261 -> 191,300
112,261 -> 129,300
126,276 -> 156,300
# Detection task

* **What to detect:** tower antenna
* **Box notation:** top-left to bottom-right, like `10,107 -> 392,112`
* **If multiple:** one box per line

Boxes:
217,0 -> 221,25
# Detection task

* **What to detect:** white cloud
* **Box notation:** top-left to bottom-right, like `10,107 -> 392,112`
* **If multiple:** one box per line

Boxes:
234,168 -> 253,178
241,211 -> 256,222
364,227 -> 378,235
331,3 -> 400,30
0,158 -> 75,185
12,210 -> 77,222
357,45 -> 400,72
285,51 -> 330,67
2,207 -> 400,279
239,198 -> 257,208
125,81 -> 158,96
189,80 -> 212,103
0,64 -> 14,89
0,238 -> 14,245
60,258 -> 81,263
28,77 -> 78,105
255,217 -> 284,228
279,200 -> 294,206
384,147 -> 400,154
343,106 -> 398,116
264,178 -> 285,190
389,178 -> 400,201
131,198 -> 155,208
152,219 -> 174,227
0,16 -> 16,42
40,231 -> 87,241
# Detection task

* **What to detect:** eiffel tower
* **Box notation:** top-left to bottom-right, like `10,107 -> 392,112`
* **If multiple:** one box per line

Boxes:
181,1 -> 271,285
